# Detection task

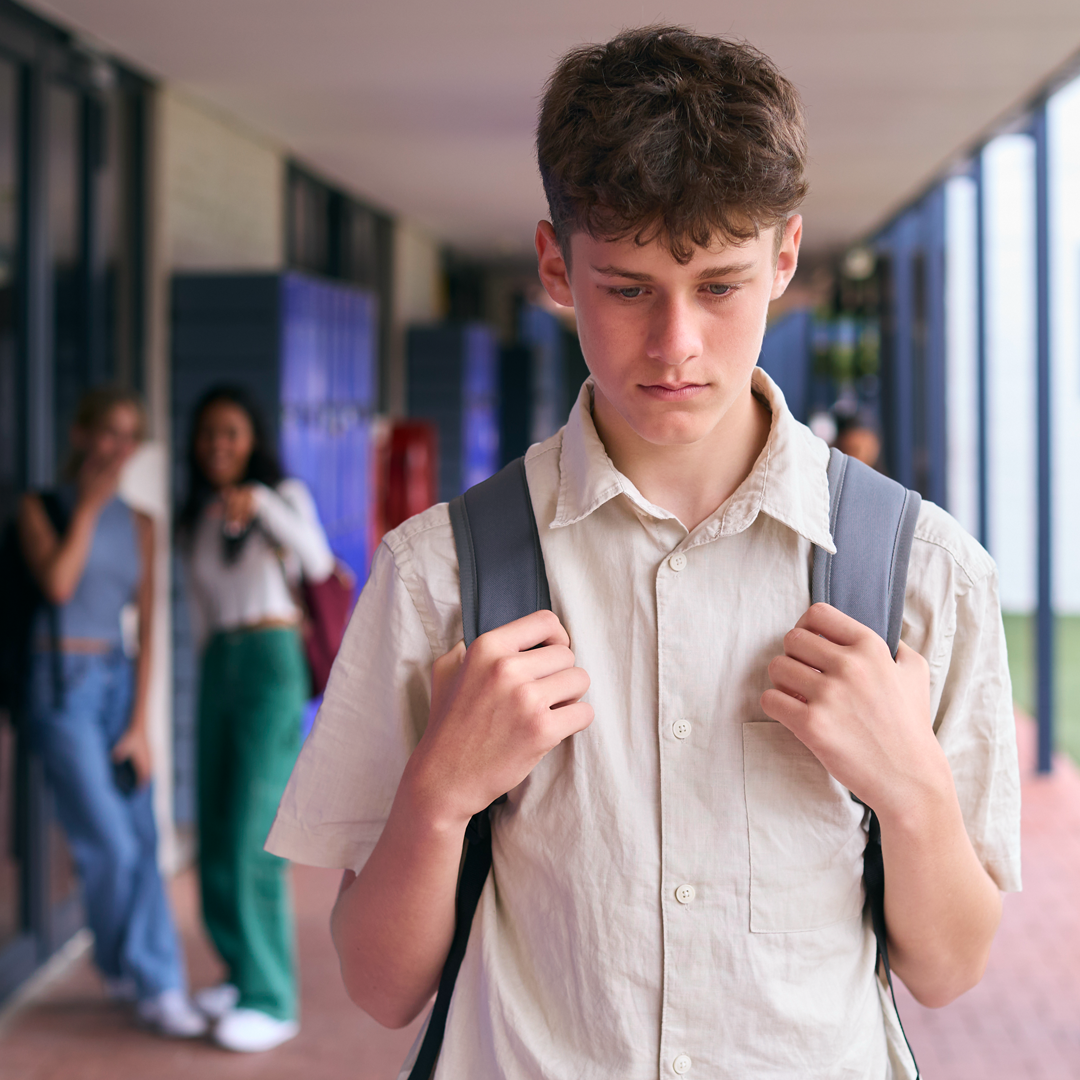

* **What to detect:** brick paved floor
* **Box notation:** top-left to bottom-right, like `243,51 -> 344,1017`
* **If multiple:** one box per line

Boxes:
0,866 -> 421,1080
894,714 -> 1080,1079
0,712 -> 1075,1079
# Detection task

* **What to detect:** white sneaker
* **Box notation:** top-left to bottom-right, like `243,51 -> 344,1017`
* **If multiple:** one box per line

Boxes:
193,982 -> 240,1020
136,988 -> 209,1038
213,1007 -> 299,1052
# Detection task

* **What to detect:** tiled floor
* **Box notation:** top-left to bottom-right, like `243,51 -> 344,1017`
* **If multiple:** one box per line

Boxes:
1,713 -> 1077,1079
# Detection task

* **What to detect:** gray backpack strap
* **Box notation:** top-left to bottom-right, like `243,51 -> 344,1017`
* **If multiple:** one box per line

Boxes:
812,447 -> 922,656
409,456 -> 547,1080
812,446 -> 922,1079
449,456 -> 550,647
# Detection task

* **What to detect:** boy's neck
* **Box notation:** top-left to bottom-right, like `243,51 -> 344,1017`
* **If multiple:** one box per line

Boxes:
591,381 -> 772,533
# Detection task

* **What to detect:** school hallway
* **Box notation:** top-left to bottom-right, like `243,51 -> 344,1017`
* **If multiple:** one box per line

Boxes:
0,711 -> 1070,1080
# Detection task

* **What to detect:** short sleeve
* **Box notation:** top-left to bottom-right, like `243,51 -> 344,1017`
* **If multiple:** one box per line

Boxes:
265,538 -> 437,872
253,478 -> 335,582
902,502 -> 1022,894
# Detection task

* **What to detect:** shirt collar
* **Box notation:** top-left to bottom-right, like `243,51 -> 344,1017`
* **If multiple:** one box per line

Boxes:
551,368 -> 836,554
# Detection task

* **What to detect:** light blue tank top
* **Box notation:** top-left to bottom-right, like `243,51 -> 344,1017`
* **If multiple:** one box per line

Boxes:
39,489 -> 141,644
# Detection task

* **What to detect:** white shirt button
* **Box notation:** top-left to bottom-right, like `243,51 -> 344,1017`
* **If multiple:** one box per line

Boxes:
672,719 -> 692,740
675,883 -> 696,905
673,1054 -> 692,1074
668,552 -> 687,572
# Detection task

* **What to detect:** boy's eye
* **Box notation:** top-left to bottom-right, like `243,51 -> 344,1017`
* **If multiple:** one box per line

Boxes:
704,283 -> 734,297
610,286 -> 645,299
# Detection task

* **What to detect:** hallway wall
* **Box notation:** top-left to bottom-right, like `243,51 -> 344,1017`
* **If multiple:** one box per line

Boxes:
160,90 -> 286,271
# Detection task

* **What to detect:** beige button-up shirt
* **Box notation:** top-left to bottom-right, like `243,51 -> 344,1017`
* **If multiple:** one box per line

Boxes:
268,370 -> 1021,1080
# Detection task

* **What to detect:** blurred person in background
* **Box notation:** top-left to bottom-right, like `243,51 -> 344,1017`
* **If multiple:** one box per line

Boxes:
17,386 -> 205,1038
833,408 -> 882,469
177,384 -> 333,1053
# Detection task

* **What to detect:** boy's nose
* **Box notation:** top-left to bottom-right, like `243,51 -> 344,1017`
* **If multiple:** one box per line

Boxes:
645,295 -> 702,367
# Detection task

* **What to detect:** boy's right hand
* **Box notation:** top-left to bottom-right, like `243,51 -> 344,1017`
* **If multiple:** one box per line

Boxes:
404,609 -> 592,830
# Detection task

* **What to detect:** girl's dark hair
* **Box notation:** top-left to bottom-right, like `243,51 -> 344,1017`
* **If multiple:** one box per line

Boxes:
176,383 -> 285,538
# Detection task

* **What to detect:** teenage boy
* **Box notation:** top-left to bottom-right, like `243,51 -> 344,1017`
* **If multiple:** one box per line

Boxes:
267,27 -> 1020,1079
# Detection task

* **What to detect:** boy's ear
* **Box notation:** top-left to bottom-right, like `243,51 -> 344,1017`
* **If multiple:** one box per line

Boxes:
769,214 -> 803,302
535,221 -> 574,308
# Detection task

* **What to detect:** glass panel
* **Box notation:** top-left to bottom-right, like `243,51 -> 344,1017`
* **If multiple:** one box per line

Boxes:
943,174 -> 980,540
289,172 -> 329,275
910,250 -> 929,496
982,133 -> 1038,713
0,56 -> 21,954
93,92 -> 117,386
1048,74 -> 1080,762
0,721 -> 18,951
48,84 -> 85,465
95,85 -> 135,389
346,203 -> 376,286
0,59 -> 18,526
45,84 -> 83,913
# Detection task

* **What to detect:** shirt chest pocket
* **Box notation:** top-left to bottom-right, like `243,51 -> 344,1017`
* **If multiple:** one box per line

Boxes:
742,721 -> 868,933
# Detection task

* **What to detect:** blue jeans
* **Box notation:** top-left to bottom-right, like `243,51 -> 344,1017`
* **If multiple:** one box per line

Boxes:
28,649 -> 186,999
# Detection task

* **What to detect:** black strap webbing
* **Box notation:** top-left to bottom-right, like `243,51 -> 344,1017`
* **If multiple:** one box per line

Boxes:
408,458 -> 549,1080
812,447 -> 922,1079
39,491 -> 69,711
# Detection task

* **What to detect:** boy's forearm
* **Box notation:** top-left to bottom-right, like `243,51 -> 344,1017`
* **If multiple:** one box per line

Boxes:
877,764 -> 1002,1008
331,763 -> 466,1028
332,612 -> 590,1028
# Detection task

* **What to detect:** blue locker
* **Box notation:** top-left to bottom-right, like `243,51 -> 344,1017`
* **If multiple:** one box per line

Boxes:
407,323 -> 500,503
171,270 -> 378,825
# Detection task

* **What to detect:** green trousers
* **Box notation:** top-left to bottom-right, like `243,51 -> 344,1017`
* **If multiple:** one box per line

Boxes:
197,626 -> 306,1021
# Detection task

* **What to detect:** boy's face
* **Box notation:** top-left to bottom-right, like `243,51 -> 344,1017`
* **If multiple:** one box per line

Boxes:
535,217 -> 801,450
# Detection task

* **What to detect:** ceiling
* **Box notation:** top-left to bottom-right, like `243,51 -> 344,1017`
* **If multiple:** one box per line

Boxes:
24,0 -> 1080,257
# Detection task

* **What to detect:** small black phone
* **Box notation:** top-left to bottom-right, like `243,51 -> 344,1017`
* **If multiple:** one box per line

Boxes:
112,757 -> 138,797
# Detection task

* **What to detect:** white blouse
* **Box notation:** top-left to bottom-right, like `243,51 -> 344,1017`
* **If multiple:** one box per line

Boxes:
187,478 -> 334,645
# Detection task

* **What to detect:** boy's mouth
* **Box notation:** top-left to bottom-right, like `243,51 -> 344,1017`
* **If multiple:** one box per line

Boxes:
640,382 -> 707,400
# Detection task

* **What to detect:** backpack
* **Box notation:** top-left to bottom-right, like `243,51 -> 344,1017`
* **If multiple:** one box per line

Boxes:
0,492 -> 70,717
408,448 -> 922,1080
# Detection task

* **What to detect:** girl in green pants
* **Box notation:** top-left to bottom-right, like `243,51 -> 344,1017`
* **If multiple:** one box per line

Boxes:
178,385 -> 334,1053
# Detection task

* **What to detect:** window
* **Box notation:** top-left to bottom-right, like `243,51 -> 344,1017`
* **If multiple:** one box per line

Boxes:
286,166 -> 393,408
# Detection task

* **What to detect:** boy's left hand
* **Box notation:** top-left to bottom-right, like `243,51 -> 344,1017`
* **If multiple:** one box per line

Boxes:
760,602 -> 941,816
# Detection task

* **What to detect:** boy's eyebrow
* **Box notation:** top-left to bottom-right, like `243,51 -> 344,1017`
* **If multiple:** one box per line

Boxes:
591,261 -> 758,281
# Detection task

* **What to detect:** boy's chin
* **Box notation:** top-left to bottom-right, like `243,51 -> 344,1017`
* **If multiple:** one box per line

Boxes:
624,412 -> 722,448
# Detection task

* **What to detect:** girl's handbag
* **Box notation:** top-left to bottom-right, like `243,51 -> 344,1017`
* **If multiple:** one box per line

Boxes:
299,560 -> 356,697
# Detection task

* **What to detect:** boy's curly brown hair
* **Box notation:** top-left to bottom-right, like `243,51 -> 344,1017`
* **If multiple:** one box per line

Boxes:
536,26 -> 808,265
